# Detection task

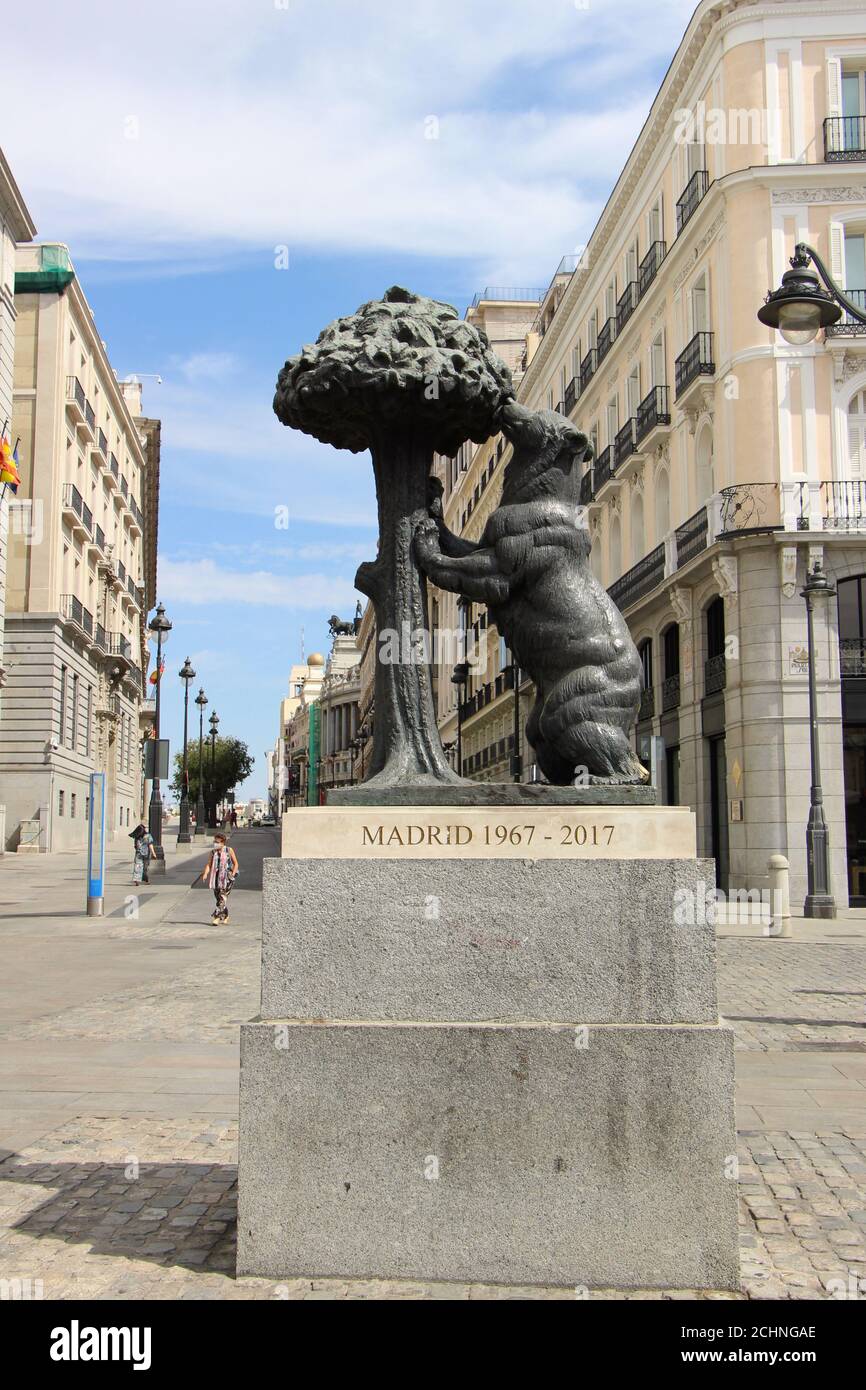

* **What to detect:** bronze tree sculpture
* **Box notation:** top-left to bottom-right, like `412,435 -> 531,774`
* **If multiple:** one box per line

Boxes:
274,286 -> 512,789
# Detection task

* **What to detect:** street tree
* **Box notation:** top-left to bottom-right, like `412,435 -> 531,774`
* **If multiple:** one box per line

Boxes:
274,285 -> 512,787
173,736 -> 254,810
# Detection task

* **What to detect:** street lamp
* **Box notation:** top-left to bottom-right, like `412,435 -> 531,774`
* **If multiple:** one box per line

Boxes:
801,562 -> 837,919
451,661 -> 469,777
757,243 -> 866,344
510,659 -> 522,783
194,688 -> 208,835
208,711 -> 220,828
177,657 -> 196,843
147,602 -> 172,851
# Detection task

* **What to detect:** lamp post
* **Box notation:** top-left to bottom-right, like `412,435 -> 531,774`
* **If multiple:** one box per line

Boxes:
177,657 -> 196,843
801,563 -> 837,919
208,711 -> 220,828
147,603 -> 172,851
194,688 -> 208,835
451,661 -> 469,777
758,242 -> 865,343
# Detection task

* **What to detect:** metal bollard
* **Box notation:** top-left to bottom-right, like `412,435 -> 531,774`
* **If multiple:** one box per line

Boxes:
768,854 -> 791,938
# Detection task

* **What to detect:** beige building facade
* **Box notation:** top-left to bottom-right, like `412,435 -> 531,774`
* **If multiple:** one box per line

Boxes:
1,243 -> 159,851
430,0 -> 866,910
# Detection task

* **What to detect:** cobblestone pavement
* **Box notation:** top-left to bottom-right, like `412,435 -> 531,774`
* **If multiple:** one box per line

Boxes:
1,838 -> 865,1300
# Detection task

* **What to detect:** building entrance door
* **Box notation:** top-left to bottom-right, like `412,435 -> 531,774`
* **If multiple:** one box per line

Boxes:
843,725 -> 866,905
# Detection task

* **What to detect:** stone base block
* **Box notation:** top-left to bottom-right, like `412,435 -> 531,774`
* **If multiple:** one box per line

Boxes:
237,1020 -> 739,1290
261,856 -> 717,1024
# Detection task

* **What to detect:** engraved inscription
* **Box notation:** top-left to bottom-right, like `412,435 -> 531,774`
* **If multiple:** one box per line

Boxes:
359,821 -> 616,850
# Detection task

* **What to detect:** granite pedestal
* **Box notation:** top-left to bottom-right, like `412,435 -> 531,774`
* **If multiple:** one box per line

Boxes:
237,804 -> 739,1289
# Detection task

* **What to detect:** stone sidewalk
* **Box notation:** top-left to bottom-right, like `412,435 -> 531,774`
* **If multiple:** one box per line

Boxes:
0,839 -> 864,1300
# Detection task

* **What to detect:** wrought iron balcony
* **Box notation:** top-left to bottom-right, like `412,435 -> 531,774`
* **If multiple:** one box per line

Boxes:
635,385 -> 671,444
705,653 -> 726,696
96,428 -> 108,458
62,482 -> 84,522
564,376 -> 577,414
638,240 -> 666,296
719,482 -> 781,535
120,474 -> 129,500
840,639 -> 866,677
824,116 -> 866,161
61,593 -> 84,628
594,444 -> 613,492
110,453 -> 119,480
95,524 -> 105,551
662,672 -> 681,712
675,331 -> 715,399
608,543 -> 665,612
81,500 -> 93,534
638,686 -> 655,722
616,281 -> 639,334
65,375 -> 86,422
675,506 -> 709,568
109,633 -> 132,660
580,347 -> 598,393
614,418 -> 638,469
94,623 -> 107,651
676,169 -> 710,233
596,317 -> 616,364
84,400 -> 96,432
579,468 -> 594,505
816,479 -> 866,530
825,287 -> 866,337
117,559 -> 126,583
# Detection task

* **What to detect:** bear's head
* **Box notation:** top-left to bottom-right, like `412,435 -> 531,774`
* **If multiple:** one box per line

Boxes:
498,401 -> 592,506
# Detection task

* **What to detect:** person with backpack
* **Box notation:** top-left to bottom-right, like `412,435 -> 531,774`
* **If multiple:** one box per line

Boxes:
130,823 -> 154,885
198,831 -> 239,924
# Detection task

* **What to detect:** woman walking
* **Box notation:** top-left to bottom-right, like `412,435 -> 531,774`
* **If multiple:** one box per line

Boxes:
199,832 -> 239,924
130,823 -> 154,885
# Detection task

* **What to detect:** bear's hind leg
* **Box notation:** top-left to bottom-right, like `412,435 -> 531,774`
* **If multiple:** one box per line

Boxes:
570,721 -> 649,784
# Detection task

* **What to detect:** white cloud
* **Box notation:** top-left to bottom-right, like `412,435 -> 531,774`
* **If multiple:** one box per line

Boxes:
4,0 -> 697,278
158,555 -> 361,610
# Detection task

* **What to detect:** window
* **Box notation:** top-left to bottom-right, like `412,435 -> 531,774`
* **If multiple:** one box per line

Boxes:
604,279 -> 617,321
71,673 -> 79,752
606,397 -> 619,444
59,666 -> 67,746
627,366 -> 641,418
651,332 -> 666,388
638,639 -> 653,690
71,793 -> 76,818
632,492 -> 645,563
845,231 -> 865,293
572,342 -> 582,378
706,597 -> 725,660
85,796 -> 90,821
58,790 -> 65,816
648,195 -> 664,246
663,624 -> 680,680
85,686 -> 92,758
655,468 -> 671,538
588,311 -> 598,349
609,515 -> 622,578
691,273 -> 710,335
625,237 -> 639,284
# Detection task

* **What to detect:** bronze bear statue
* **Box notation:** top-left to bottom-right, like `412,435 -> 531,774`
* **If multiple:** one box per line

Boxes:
414,400 -> 647,786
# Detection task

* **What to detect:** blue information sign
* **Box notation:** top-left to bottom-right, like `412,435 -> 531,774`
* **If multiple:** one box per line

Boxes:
87,772 -> 106,915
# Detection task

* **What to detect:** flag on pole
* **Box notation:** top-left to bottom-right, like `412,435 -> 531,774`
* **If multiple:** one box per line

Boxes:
0,437 -> 19,492
149,657 -> 166,686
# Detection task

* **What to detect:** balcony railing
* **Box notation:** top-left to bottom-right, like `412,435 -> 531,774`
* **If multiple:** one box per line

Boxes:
594,444 -> 613,491
96,428 -> 108,458
109,633 -> 132,660
580,347 -> 598,393
608,543 -> 665,612
675,331 -> 715,398
817,479 -> 866,529
84,400 -> 95,431
824,116 -> 866,162
840,639 -> 866,677
675,506 -> 709,568
579,468 -> 594,505
616,281 -> 639,334
719,482 -> 781,535
94,623 -> 107,651
825,287 -> 866,338
638,240 -> 666,296
66,375 -> 86,417
614,417 -> 638,469
110,453 -> 119,480
95,524 -> 105,551
662,673 -> 681,712
120,474 -> 129,499
705,653 -> 726,696
596,317 -> 616,364
62,482 -> 84,521
635,385 -> 670,443
82,500 -> 93,533
638,686 -> 655,722
676,170 -> 710,233
61,594 -> 83,628
564,377 -> 577,414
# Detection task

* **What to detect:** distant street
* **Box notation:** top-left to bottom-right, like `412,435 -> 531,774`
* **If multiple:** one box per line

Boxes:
0,838 -> 864,1298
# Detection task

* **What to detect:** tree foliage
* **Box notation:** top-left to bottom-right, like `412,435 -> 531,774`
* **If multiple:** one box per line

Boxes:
273,285 -> 513,456
171,736 -> 254,805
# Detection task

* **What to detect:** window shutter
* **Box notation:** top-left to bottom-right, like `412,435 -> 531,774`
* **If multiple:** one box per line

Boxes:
850,420 -> 865,479
826,56 -> 843,118
830,221 -> 845,285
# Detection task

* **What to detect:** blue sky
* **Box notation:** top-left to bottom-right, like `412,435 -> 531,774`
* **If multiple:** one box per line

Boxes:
4,0 -> 697,796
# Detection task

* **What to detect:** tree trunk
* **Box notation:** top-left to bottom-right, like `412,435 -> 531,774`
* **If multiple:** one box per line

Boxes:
355,428 -> 461,788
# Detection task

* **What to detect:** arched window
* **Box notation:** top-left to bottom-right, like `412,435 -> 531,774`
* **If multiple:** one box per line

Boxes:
705,596 -> 726,694
696,427 -> 714,505
610,515 -> 622,580
632,493 -> 645,564
655,467 -> 671,540
638,638 -> 654,721
838,574 -> 866,675
662,623 -> 680,711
